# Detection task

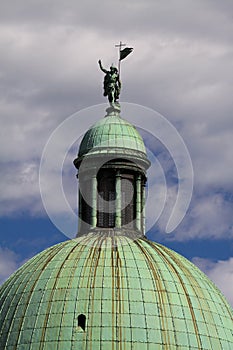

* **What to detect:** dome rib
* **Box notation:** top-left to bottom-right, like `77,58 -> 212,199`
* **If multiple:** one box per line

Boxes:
145,241 -> 232,349
144,241 -> 203,348
0,242 -> 67,348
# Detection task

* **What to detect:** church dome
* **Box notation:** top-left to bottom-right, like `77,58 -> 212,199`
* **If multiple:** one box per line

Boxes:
0,233 -> 232,349
78,112 -> 147,161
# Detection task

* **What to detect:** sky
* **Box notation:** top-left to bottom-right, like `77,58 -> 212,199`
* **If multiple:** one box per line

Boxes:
0,0 -> 233,307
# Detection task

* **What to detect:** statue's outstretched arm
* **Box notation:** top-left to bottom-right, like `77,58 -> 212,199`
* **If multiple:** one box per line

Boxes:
98,59 -> 108,74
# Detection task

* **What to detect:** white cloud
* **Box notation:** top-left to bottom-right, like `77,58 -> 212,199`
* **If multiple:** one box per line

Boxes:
171,193 -> 233,240
0,247 -> 20,284
193,257 -> 233,307
0,161 -> 42,216
0,0 -> 232,243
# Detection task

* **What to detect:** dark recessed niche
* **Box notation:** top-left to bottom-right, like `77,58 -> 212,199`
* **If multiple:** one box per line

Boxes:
78,314 -> 86,331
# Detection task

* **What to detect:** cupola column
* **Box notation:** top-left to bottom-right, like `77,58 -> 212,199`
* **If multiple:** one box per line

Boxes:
136,174 -> 142,231
142,178 -> 146,235
91,174 -> 97,228
115,170 -> 121,228
78,187 -> 83,233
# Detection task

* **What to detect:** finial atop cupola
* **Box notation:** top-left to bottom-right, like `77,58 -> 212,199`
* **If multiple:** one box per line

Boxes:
74,45 -> 150,236
98,42 -> 133,107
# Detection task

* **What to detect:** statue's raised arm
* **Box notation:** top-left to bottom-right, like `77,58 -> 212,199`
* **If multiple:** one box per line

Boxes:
98,59 -> 108,74
98,59 -> 121,104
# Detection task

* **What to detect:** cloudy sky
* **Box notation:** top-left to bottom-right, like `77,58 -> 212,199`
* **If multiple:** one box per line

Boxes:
0,0 -> 233,306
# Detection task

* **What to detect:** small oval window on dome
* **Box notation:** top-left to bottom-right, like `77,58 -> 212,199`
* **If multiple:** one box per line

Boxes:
77,314 -> 86,332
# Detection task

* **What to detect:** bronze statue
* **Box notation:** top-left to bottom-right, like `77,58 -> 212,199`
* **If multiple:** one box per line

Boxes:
98,60 -> 121,103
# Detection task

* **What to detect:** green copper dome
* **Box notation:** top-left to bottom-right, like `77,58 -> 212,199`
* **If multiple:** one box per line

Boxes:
1,233 -> 232,349
78,114 -> 147,159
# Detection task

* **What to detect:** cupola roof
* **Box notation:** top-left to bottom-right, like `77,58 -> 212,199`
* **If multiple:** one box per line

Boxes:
77,107 -> 148,167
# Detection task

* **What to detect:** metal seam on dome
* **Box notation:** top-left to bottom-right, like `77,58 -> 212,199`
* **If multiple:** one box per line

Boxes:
0,243 -> 63,347
0,267 -> 33,346
0,248 -> 50,312
81,238 -> 99,347
133,240 -> 174,347
112,236 -> 122,347
113,121 -> 117,148
102,121 -> 106,147
56,242 -> 88,344
90,126 -> 98,150
30,242 -> 77,346
0,268 -> 25,314
90,127 -> 98,150
156,253 -> 204,347
38,242 -> 82,349
136,242 -> 185,347
155,245 -> 226,334
195,264 -> 233,323
118,235 -> 133,346
30,243 -> 78,348
164,247 -> 232,339
100,238 -> 108,347
80,242 -> 96,345
118,121 -> 123,150
144,240 -> 204,349
153,245 -> 204,344
155,243 -> 231,346
82,235 -> 105,347
7,242 -> 69,349
127,239 -> 150,344
72,238 -> 97,345
146,244 -> 201,348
